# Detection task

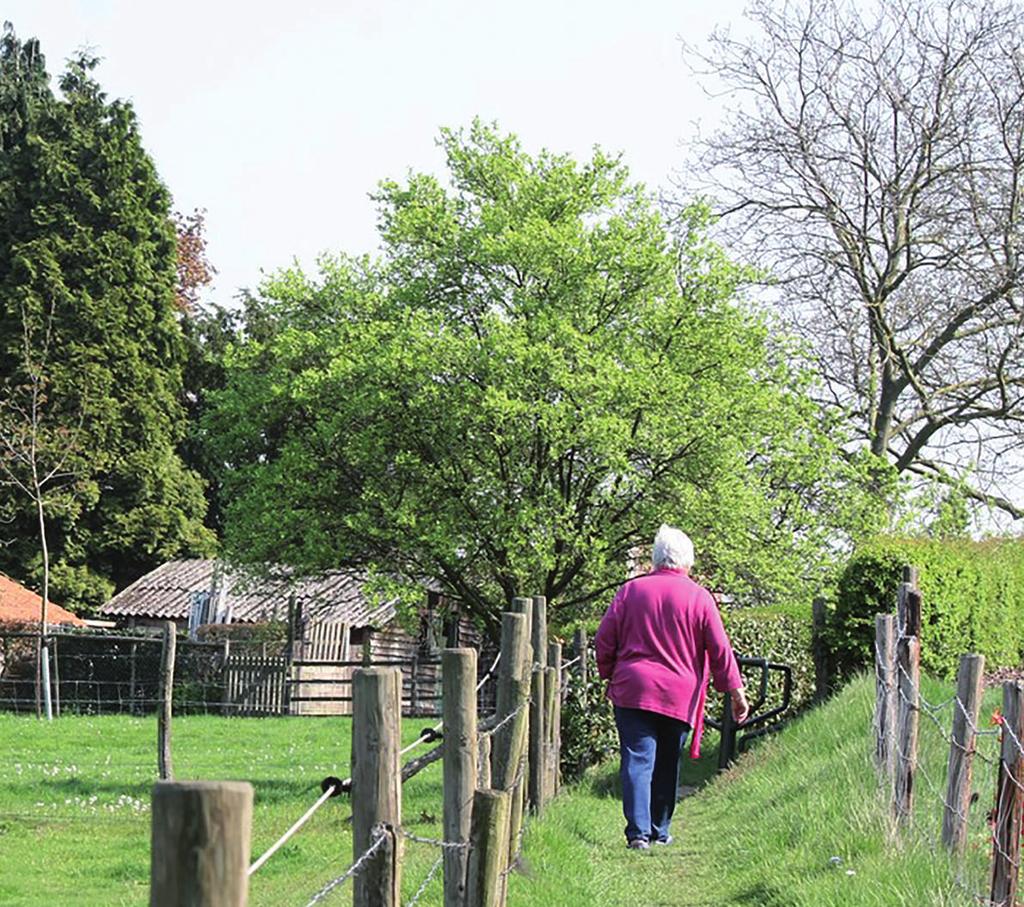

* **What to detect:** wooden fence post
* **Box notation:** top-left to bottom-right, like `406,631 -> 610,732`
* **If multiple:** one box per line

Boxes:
547,641 -> 562,798
530,596 -> 547,668
442,648 -> 477,907
897,565 -> 920,638
477,735 -> 492,789
528,595 -> 547,814
352,667 -> 402,907
990,681 -> 1024,907
893,635 -> 920,824
572,628 -> 587,693
528,665 -> 545,815
543,665 -> 557,807
495,606 -> 531,885
942,653 -> 985,853
491,612 -> 531,790
466,789 -> 510,907
811,597 -> 828,701
158,622 -> 177,781
130,641 -> 139,716
150,780 -> 253,907
874,615 -> 897,779
410,653 -> 419,717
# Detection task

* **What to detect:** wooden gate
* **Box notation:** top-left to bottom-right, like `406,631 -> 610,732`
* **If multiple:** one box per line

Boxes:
223,654 -> 288,715
299,621 -> 350,662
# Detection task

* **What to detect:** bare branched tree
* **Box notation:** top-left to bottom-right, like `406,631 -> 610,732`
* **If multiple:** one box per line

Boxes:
682,0 -> 1024,521
0,299 -> 84,716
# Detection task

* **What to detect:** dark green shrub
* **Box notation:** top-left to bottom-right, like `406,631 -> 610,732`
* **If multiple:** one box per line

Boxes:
559,646 -> 616,782
831,537 -> 1024,679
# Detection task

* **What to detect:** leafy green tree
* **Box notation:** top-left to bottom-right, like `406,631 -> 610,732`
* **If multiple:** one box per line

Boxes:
208,123 -> 860,629
0,25 -> 214,612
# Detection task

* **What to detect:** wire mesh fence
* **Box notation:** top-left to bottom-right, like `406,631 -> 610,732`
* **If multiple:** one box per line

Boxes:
0,626 -> 499,719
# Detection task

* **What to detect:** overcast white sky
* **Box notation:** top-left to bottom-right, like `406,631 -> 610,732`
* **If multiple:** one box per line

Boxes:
6,0 -> 749,304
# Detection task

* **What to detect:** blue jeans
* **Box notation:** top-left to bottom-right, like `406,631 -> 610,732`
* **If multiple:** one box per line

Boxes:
614,706 -> 691,843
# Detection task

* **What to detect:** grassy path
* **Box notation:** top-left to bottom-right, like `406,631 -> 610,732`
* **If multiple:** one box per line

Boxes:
503,740 -> 723,906
510,674 -> 1001,906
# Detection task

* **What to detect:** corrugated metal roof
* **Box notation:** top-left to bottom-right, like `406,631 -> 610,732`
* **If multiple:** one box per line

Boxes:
100,559 -> 396,627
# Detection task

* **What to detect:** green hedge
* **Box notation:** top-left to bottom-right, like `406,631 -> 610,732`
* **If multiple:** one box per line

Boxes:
720,603 -> 818,715
558,602 -> 817,775
831,537 -> 1024,679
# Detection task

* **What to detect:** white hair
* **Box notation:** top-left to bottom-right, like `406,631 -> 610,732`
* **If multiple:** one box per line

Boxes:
652,524 -> 694,570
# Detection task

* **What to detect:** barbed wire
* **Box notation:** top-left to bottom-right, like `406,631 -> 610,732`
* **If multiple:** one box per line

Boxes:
404,852 -> 444,907
303,827 -> 388,907
878,626 -> 1024,905
398,828 -> 471,850
482,698 -> 530,739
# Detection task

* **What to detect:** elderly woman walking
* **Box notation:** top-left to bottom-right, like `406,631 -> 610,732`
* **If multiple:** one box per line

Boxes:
595,524 -> 749,850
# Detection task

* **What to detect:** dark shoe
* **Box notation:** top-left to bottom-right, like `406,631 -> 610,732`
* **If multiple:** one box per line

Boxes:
626,838 -> 650,850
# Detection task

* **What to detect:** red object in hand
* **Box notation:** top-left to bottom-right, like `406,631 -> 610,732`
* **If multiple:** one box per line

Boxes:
991,709 -> 1004,726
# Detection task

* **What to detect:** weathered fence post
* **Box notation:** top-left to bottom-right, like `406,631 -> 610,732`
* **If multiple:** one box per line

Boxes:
542,664 -> 557,807
941,653 -> 985,852
811,597 -> 828,701
150,780 -> 253,907
491,611 -> 531,790
893,635 -> 920,824
990,681 -> 1024,907
494,604 -> 532,892
442,648 -> 477,907
528,595 -> 547,814
352,667 -> 402,907
130,640 -> 139,716
504,599 -> 533,869
528,665 -> 545,815
158,621 -> 177,780
466,789 -> 511,907
477,735 -> 492,789
547,640 -> 562,798
410,653 -> 419,716
897,565 -> 920,638
572,628 -> 587,693
874,614 -> 897,779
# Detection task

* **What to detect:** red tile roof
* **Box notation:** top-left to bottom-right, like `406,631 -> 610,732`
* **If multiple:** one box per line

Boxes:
0,573 -> 86,626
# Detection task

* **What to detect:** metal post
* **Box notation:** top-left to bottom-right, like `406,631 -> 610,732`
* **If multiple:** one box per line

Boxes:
41,643 -> 53,721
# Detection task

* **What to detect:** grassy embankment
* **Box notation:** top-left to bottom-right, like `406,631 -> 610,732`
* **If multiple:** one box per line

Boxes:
509,673 -> 1004,906
0,673 -> 1005,906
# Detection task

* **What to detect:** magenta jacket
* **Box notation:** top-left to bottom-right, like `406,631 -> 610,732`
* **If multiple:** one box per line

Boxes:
595,567 -> 742,758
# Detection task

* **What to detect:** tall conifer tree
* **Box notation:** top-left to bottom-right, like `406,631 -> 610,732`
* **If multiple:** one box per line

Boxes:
0,25 -> 213,612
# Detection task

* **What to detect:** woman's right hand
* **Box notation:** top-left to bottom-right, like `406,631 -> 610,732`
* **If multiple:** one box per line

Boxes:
730,688 -> 750,724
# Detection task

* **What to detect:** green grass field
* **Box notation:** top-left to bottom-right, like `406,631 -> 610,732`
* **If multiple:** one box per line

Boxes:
0,674 -> 1007,906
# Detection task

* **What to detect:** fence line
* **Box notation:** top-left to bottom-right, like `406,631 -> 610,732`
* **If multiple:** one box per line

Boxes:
147,593 -> 586,906
0,626 -> 498,718
873,566 -> 1024,907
